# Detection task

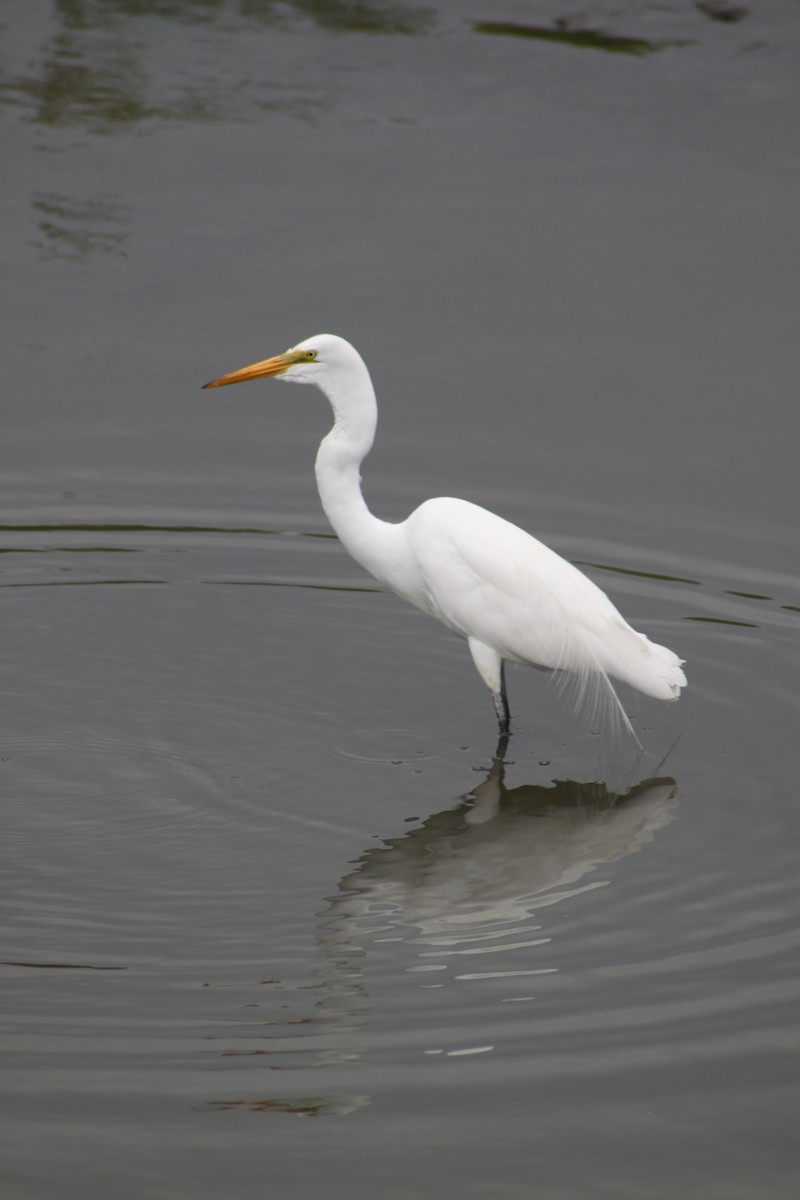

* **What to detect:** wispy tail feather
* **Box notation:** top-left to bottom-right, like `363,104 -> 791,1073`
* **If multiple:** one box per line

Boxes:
546,603 -> 685,746
552,642 -> 643,749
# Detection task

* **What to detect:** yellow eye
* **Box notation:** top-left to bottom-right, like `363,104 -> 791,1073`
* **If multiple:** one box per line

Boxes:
305,349 -> 317,360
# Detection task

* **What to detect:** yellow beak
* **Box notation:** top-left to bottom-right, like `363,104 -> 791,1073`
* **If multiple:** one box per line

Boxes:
202,349 -> 304,389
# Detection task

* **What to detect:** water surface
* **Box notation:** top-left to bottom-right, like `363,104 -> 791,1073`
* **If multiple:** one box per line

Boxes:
2,2 -> 799,1197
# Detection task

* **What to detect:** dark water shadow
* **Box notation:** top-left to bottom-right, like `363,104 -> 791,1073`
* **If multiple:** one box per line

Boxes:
473,20 -> 694,58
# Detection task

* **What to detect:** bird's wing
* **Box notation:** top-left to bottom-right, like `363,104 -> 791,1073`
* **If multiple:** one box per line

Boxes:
405,497 -> 628,670
404,498 -> 684,709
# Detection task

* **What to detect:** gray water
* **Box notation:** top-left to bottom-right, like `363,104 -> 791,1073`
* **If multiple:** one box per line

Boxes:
2,2 -> 799,1197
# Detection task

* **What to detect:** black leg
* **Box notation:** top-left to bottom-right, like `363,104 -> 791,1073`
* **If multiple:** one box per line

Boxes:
493,733 -> 510,764
492,662 -> 510,735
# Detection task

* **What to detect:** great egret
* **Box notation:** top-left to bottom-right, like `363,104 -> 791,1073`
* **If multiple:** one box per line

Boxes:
203,333 -> 686,737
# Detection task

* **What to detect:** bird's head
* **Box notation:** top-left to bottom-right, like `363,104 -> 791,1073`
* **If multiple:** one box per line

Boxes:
202,333 -> 356,391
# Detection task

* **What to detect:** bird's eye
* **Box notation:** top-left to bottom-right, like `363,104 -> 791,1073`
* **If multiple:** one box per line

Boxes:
305,350 -> 317,361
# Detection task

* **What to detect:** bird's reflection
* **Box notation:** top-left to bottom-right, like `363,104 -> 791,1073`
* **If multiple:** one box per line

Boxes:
208,741 -> 679,1113
309,739 -> 678,1041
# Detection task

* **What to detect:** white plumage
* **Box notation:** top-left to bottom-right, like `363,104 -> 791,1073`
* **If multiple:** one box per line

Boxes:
204,333 -> 686,735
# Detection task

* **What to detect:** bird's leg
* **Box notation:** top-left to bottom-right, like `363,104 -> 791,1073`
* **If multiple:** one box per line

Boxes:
492,662 -> 511,736
492,733 -> 510,766
468,639 -> 511,736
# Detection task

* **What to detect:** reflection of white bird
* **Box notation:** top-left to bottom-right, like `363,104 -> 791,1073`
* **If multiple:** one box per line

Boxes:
334,771 -> 680,935
204,333 -> 686,735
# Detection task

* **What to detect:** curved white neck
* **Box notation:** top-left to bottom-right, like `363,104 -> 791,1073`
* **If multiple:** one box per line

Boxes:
313,359 -> 398,582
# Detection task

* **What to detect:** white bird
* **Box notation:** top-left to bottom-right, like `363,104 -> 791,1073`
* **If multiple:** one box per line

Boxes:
203,333 -> 686,737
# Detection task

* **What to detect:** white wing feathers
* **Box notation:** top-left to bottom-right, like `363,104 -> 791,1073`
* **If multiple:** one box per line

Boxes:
404,499 -> 686,724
